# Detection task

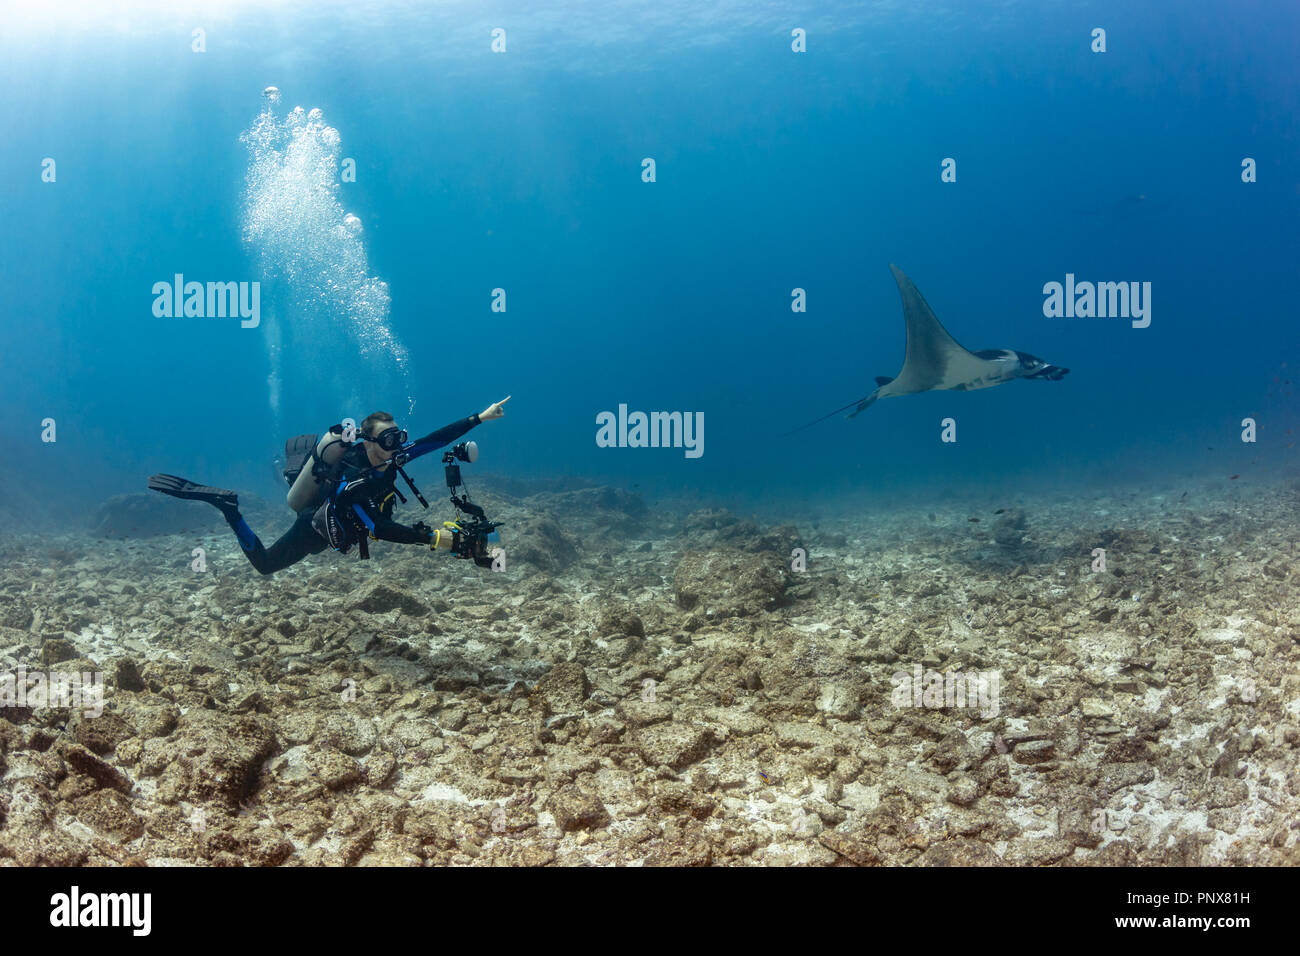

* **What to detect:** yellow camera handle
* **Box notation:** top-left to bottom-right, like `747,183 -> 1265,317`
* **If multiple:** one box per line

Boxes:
430,521 -> 463,551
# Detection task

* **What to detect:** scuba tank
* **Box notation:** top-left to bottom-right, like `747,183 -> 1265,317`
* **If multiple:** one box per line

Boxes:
283,422 -> 356,512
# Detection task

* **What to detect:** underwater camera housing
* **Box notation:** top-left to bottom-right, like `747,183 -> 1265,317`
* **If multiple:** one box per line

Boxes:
442,441 -> 502,567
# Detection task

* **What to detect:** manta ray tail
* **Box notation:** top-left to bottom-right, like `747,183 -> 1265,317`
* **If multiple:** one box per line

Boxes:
780,390 -> 879,437
846,392 -> 879,418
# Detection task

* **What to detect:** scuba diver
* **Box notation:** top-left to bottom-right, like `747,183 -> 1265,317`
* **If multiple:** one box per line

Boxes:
148,397 -> 509,575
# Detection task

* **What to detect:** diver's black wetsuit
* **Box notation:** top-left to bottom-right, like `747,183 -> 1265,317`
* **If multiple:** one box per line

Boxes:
222,414 -> 481,575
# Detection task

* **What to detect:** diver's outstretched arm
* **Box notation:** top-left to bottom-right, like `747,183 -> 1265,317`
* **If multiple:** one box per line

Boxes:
401,396 -> 511,463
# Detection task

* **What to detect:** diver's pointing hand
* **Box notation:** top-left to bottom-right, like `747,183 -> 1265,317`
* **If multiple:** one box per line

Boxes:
479,395 -> 511,421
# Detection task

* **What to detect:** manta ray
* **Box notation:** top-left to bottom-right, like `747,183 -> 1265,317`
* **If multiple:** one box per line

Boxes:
788,264 -> 1069,433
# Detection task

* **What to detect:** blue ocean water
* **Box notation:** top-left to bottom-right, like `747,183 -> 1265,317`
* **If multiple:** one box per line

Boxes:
2,0 -> 1297,519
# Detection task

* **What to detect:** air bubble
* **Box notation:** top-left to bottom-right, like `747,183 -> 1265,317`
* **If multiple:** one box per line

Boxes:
239,94 -> 411,413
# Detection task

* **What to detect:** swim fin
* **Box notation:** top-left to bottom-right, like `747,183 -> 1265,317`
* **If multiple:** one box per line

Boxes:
148,474 -> 240,513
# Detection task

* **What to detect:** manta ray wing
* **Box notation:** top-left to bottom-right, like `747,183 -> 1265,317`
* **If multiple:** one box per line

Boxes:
885,264 -> 997,394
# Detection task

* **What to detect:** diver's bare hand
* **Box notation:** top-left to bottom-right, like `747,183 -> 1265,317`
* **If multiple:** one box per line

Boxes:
479,396 -> 510,421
